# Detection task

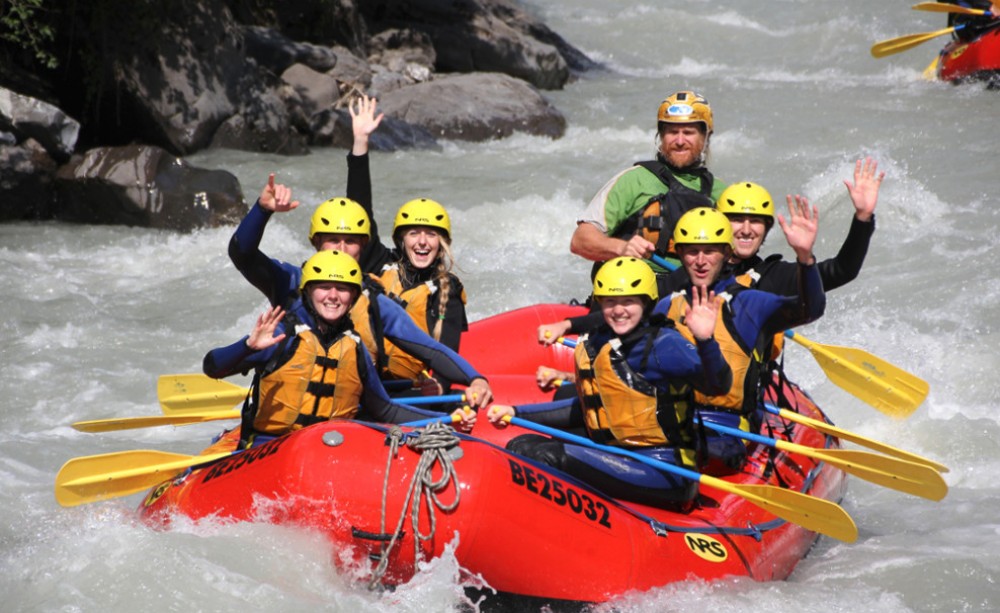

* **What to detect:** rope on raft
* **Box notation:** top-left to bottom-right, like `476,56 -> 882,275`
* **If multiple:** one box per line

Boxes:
368,420 -> 462,590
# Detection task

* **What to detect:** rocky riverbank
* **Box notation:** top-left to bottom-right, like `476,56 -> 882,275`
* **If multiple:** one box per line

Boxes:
0,0 -> 596,230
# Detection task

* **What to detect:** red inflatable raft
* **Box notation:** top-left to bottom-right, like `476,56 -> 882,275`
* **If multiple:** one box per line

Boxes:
135,304 -> 850,604
937,27 -> 1000,85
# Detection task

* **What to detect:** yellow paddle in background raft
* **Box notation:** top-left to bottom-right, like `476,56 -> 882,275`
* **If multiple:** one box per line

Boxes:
871,26 -> 962,58
922,54 -> 942,80
783,331 -> 929,419
871,4 -> 996,58
911,2 -> 991,17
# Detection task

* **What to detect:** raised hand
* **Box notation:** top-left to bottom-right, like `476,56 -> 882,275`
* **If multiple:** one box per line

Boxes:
685,285 -> 719,342
844,157 -> 884,223
350,94 -> 384,156
246,306 -> 287,351
777,195 -> 819,265
258,172 -> 299,214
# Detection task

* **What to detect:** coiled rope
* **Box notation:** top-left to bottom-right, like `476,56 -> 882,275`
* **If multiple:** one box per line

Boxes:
368,420 -> 462,590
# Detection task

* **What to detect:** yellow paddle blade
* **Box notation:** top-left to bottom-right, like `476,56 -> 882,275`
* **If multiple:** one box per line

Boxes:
72,411 -> 241,433
700,475 -> 858,543
787,332 -> 929,418
55,450 -> 231,507
912,2 -> 988,16
871,27 -> 957,58
775,440 -> 947,501
923,55 -> 941,80
157,374 -> 248,415
772,406 -> 949,473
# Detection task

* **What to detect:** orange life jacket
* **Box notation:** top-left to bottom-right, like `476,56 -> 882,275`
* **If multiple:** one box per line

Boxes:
573,328 -> 693,452
253,325 -> 364,434
350,285 -> 426,382
664,287 -> 775,415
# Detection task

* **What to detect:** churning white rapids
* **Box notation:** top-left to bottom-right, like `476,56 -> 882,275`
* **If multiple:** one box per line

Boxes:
3,1 -> 1000,611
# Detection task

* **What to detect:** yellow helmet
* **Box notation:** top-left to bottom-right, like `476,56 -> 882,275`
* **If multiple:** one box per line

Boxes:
673,207 -> 734,249
299,250 -> 363,291
308,197 -> 370,240
393,198 -> 451,240
593,257 -> 659,302
657,91 -> 713,135
716,182 -> 774,225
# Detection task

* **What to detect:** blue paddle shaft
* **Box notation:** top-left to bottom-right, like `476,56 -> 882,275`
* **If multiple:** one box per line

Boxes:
396,394 -> 464,405
650,254 -> 679,272
399,415 -> 455,428
695,417 -> 776,448
509,416 -> 701,483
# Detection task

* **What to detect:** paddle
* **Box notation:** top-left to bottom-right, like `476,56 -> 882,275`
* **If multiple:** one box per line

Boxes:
871,25 -> 965,58
504,416 -> 857,543
784,331 -> 928,418
912,2 -> 992,17
399,414 -> 462,428
550,339 -> 938,468
395,394 -> 465,405
56,414 -> 460,506
923,54 -> 942,80
531,340 -> 937,469
158,374 -> 248,415
762,403 -> 948,473
76,400 -> 464,433
158,373 -> 421,416
650,253 -> 679,272
563,319 -> 926,419
55,450 -> 234,507
73,411 -> 240,433
695,418 -> 946,500
653,255 -> 928,417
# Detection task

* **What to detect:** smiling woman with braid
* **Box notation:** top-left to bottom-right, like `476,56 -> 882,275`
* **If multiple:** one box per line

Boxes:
346,95 -> 470,371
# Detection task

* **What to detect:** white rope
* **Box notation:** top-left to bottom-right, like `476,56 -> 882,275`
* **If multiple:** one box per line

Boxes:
368,421 -> 462,590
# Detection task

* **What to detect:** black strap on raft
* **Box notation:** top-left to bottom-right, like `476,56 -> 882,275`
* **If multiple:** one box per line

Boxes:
767,351 -> 796,440
238,374 -> 260,449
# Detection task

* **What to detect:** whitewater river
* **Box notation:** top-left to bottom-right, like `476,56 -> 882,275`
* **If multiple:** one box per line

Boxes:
4,1 -> 999,611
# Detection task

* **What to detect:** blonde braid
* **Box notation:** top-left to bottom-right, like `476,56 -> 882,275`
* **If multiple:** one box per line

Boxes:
430,240 -> 456,341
